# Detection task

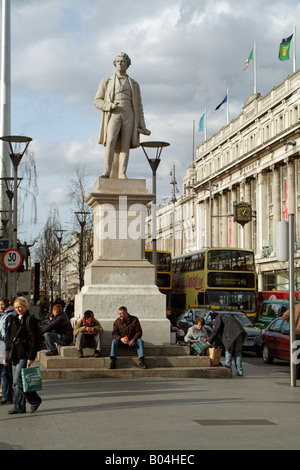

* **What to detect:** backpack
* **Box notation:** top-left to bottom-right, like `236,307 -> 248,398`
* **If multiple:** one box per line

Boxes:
26,315 -> 45,352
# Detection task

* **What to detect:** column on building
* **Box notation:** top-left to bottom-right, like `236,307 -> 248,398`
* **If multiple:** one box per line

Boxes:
244,178 -> 252,250
221,190 -> 229,247
204,195 -> 210,247
212,193 -> 219,247
287,157 -> 296,215
272,165 -> 281,253
256,171 -> 268,258
230,185 -> 238,248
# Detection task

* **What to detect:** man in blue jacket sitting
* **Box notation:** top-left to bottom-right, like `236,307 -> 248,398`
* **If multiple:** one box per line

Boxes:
43,304 -> 73,356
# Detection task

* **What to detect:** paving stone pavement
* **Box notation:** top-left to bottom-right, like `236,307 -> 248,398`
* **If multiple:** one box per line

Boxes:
0,356 -> 299,455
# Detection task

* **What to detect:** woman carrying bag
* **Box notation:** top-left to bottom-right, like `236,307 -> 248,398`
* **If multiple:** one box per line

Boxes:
5,297 -> 42,414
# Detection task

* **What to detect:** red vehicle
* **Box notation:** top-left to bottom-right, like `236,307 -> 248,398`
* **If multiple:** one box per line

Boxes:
256,290 -> 300,317
260,318 -> 290,363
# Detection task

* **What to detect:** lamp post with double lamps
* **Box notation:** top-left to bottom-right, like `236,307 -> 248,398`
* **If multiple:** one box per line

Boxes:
140,141 -> 170,284
0,135 -> 32,294
75,211 -> 90,290
54,229 -> 66,299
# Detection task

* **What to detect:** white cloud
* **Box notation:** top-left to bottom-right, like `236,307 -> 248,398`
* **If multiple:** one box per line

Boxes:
45,187 -> 69,206
2,0 -> 298,242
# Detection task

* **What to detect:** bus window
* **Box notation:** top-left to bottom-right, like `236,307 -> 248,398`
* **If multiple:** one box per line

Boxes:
233,251 -> 254,271
157,252 -> 171,272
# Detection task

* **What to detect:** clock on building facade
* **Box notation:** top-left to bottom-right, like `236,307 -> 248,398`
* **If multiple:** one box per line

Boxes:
234,202 -> 252,226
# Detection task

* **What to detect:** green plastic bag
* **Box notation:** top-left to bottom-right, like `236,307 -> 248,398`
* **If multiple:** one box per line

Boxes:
191,340 -> 210,355
21,366 -> 42,393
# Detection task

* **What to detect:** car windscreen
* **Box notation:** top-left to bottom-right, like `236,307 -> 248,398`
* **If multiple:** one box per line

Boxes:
233,314 -> 254,328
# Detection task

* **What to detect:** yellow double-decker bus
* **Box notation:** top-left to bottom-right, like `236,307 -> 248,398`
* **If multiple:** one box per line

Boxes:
171,248 -> 256,319
145,249 -> 172,309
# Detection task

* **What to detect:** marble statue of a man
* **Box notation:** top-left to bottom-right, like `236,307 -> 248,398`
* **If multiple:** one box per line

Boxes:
94,52 -> 151,179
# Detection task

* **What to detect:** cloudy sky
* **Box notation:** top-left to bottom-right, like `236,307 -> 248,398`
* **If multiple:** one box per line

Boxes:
2,0 -> 299,248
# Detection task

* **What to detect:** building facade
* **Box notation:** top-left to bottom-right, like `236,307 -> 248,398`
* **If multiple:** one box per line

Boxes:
146,69 -> 300,291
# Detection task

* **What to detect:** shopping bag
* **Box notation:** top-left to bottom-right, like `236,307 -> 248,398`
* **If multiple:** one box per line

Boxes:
191,340 -> 210,355
21,366 -> 42,393
206,347 -> 222,366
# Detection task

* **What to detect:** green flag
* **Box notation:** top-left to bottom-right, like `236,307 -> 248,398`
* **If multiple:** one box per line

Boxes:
278,34 -> 293,61
243,48 -> 254,71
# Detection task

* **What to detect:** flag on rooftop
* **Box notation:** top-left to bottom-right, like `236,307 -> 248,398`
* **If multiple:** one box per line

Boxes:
215,94 -> 227,110
243,48 -> 254,71
198,113 -> 205,132
278,34 -> 293,61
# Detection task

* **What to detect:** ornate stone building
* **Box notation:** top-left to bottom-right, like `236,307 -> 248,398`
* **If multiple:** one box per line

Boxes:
146,69 -> 300,291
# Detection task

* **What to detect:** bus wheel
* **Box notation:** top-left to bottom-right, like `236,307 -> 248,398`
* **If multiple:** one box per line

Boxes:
262,344 -> 274,364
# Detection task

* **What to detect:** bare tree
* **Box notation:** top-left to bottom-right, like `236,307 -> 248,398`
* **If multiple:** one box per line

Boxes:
68,165 -> 93,289
34,204 -> 61,307
18,145 -> 38,226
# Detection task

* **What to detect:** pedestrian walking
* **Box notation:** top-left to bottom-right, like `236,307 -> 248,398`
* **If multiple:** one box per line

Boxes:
5,297 -> 42,414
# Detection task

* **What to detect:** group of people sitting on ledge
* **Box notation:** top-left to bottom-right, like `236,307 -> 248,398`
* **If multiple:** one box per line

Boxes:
43,304 -> 147,370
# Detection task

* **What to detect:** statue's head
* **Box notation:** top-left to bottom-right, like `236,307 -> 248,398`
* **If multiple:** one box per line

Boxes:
113,52 -> 131,69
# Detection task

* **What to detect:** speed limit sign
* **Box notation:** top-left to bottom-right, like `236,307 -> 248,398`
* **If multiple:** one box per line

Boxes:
2,249 -> 22,271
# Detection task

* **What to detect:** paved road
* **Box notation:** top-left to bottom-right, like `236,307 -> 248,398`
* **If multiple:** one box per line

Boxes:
0,355 -> 299,454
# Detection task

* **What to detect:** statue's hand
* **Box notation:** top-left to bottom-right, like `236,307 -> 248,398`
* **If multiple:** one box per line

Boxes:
137,127 -> 151,136
111,102 -> 119,110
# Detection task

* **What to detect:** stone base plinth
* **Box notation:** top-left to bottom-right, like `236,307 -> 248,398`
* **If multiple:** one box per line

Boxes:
74,177 -> 170,345
74,284 -> 169,345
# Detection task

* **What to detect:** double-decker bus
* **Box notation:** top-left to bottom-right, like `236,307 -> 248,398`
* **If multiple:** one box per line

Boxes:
171,248 -> 256,319
145,249 -> 172,309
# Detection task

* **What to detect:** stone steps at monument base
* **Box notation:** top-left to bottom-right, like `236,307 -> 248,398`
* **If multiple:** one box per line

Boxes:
36,365 -> 230,380
57,344 -> 191,358
39,352 -> 211,370
34,345 -> 230,380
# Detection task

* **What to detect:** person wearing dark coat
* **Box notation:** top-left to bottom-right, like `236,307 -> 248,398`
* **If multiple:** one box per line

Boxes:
109,306 -> 146,369
5,297 -> 42,414
43,304 -> 73,356
209,314 -> 247,376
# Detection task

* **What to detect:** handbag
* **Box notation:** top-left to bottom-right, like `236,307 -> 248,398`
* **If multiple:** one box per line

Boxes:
206,347 -> 222,366
21,366 -> 42,393
191,339 -> 210,355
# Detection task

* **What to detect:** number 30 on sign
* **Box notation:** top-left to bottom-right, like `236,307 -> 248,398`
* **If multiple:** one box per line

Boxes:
2,249 -> 22,271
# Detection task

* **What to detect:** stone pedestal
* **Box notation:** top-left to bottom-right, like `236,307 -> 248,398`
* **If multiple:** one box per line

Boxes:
74,178 -> 170,345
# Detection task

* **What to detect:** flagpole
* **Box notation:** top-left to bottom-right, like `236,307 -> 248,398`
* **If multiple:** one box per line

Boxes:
204,108 -> 207,141
226,88 -> 229,124
192,120 -> 195,162
0,0 -> 11,218
293,26 -> 296,73
253,42 -> 257,94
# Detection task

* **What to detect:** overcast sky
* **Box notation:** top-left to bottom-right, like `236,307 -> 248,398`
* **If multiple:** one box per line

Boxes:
2,0 -> 300,246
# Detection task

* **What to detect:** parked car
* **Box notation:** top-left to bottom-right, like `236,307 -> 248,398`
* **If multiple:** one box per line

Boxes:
259,318 -> 290,363
256,299 -> 290,330
176,308 -> 214,336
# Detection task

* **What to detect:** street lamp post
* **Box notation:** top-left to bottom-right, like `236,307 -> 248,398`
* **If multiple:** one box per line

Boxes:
54,229 -> 66,299
0,177 -> 21,297
140,141 -> 170,284
0,136 -> 32,247
0,135 -> 32,294
75,211 -> 90,290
